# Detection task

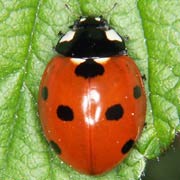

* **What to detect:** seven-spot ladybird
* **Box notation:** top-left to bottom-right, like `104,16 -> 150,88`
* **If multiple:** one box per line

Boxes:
38,16 -> 146,175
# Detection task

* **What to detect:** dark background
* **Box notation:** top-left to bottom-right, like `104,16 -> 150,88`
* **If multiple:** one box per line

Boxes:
142,134 -> 180,180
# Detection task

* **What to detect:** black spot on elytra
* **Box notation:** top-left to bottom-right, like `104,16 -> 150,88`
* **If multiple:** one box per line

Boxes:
42,86 -> 48,100
57,105 -> 74,121
50,141 -> 61,155
75,58 -> 104,78
133,86 -> 141,99
105,104 -> 124,120
121,139 -> 134,154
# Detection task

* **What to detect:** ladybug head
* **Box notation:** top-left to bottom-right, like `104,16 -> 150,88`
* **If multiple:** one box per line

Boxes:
71,16 -> 109,31
55,16 -> 127,58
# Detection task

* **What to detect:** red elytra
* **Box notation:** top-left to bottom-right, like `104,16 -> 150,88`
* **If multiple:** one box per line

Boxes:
38,17 -> 146,175
38,56 -> 146,175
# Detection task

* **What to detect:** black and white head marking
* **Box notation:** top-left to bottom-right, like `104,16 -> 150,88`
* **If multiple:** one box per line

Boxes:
105,29 -> 123,42
59,31 -> 75,43
55,16 -> 127,58
95,17 -> 101,21
79,17 -> 86,22
70,57 -> 110,65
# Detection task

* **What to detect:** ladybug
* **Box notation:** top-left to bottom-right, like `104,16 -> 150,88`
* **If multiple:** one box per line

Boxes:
38,16 -> 146,175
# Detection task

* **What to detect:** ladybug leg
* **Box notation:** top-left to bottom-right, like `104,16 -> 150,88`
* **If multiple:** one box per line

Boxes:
123,35 -> 129,42
52,46 -> 56,52
58,31 -> 64,37
53,31 -> 64,51
143,122 -> 147,128
141,74 -> 147,81
119,49 -> 128,56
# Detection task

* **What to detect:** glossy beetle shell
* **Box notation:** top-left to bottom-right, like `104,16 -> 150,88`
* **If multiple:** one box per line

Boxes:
38,55 -> 146,175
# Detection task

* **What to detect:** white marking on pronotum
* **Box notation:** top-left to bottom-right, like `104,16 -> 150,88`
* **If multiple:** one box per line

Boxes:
70,58 -> 86,64
71,58 -> 110,65
59,31 -> 75,43
95,17 -> 101,21
94,57 -> 110,64
105,29 -> 122,42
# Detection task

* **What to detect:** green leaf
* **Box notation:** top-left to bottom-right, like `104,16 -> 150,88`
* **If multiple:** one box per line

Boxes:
0,0 -> 179,179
